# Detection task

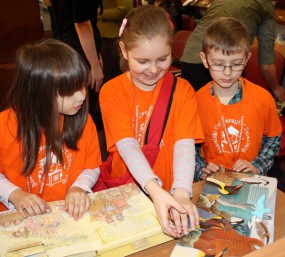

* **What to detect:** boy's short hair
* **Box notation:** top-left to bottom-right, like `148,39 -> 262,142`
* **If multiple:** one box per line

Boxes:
202,17 -> 251,56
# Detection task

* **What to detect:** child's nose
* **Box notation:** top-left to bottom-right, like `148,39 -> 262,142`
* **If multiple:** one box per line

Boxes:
148,63 -> 158,74
223,66 -> 232,75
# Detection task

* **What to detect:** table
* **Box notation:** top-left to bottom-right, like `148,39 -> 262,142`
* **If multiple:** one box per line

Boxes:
128,180 -> 285,257
244,237 -> 285,257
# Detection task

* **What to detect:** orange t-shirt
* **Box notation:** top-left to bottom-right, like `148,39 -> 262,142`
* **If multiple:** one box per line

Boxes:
100,72 -> 204,191
0,110 -> 102,211
195,78 -> 282,168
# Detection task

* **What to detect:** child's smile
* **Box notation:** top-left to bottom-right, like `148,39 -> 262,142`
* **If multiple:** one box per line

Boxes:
120,35 -> 172,90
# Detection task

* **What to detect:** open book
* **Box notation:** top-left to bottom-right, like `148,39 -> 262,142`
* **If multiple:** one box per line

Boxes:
0,183 -> 172,257
189,171 -> 276,257
171,171 -> 277,257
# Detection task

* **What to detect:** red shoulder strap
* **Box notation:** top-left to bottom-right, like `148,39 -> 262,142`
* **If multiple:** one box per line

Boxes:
145,72 -> 176,146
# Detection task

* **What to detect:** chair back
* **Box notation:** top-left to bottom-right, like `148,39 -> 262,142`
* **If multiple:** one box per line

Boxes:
170,30 -> 192,76
244,47 -> 285,93
172,30 -> 192,62
181,14 -> 196,31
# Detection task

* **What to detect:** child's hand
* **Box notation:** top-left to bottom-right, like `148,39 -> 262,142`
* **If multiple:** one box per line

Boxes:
65,186 -> 91,221
9,189 -> 50,218
233,159 -> 259,174
200,162 -> 220,179
172,188 -> 199,236
145,179 -> 186,238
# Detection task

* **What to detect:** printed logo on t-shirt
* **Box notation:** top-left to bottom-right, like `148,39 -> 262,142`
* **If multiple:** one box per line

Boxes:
133,105 -> 149,146
211,118 -> 250,154
133,106 -> 164,148
31,146 -> 72,189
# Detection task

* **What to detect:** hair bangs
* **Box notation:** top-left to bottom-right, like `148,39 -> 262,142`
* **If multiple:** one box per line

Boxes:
32,39 -> 91,97
54,52 -> 91,97
203,17 -> 250,56
204,37 -> 249,56
121,5 -> 173,51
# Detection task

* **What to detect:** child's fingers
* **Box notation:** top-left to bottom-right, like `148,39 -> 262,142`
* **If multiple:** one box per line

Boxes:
206,162 -> 220,173
233,159 -> 244,172
44,202 -> 52,213
156,204 -> 183,238
14,194 -> 48,218
170,199 -> 186,215
200,167 -> 210,179
180,213 -> 189,235
165,201 -> 187,237
66,192 -> 90,220
65,195 -> 74,215
18,203 -> 44,218
83,195 -> 91,214
71,201 -> 80,221
201,162 -> 220,179
183,205 -> 199,232
32,197 -> 49,215
73,195 -> 90,220
170,208 -> 182,234
29,204 -> 43,216
170,209 -> 190,237
189,205 -> 200,229
17,207 -> 28,219
160,213 -> 180,238
78,195 -> 91,219
233,159 -> 255,173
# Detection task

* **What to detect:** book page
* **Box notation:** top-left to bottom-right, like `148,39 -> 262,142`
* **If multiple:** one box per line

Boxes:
0,183 -> 171,257
191,172 -> 277,257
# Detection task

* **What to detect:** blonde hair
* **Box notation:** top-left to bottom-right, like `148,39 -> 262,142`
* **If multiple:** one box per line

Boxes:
202,17 -> 251,56
119,5 -> 174,71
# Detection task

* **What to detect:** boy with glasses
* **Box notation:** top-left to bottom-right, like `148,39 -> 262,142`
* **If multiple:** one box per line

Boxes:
195,17 -> 282,181
181,0 -> 285,101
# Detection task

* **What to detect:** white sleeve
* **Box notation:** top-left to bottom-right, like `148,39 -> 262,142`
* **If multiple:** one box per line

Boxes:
0,173 -> 21,210
116,137 -> 162,191
71,167 -> 100,193
172,139 -> 195,196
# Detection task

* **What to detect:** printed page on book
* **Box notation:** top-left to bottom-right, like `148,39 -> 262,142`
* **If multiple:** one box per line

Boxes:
0,183 -> 172,257
171,171 -> 277,257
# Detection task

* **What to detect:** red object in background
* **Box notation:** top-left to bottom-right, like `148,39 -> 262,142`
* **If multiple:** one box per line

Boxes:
278,115 -> 285,157
244,47 -> 285,94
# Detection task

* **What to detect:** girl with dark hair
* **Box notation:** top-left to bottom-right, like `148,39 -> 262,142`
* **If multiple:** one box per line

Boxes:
0,39 -> 102,221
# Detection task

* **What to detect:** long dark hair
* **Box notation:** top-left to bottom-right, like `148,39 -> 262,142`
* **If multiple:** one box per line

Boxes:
7,39 -> 91,175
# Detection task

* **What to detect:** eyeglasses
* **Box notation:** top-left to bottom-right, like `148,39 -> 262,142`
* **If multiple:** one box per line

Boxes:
208,63 -> 246,72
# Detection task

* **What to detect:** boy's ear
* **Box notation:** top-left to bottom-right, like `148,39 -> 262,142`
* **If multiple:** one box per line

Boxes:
200,52 -> 209,69
119,41 -> 128,60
